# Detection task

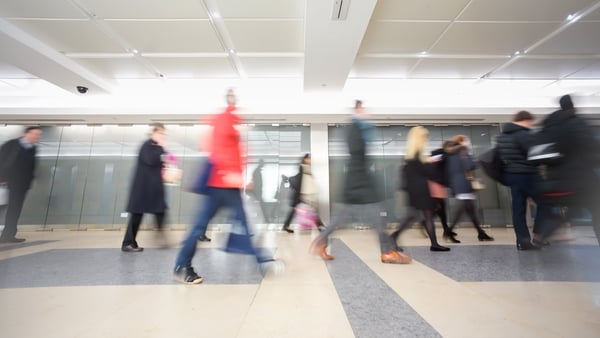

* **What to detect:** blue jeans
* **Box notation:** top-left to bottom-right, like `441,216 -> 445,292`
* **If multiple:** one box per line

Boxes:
504,173 -> 542,244
175,187 -> 261,268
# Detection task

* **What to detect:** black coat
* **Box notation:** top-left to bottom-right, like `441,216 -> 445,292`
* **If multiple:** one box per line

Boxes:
288,166 -> 302,207
496,123 -> 537,174
402,158 -> 438,210
444,143 -> 476,195
126,139 -> 167,213
0,138 -> 37,191
536,108 -> 600,204
343,122 -> 382,204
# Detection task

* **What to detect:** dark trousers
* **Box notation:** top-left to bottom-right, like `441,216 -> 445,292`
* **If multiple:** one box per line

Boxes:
504,173 -> 542,245
122,212 -> 165,247
0,186 -> 28,240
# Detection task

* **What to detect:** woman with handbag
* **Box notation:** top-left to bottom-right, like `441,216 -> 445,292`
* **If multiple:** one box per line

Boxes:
444,135 -> 494,242
391,126 -> 450,252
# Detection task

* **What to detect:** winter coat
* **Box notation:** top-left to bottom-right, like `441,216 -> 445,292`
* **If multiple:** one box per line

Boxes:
444,142 -> 476,196
207,105 -> 244,188
536,108 -> 600,204
126,139 -> 167,213
401,157 -> 438,210
0,138 -> 37,191
288,168 -> 302,207
343,120 -> 382,204
496,123 -> 537,174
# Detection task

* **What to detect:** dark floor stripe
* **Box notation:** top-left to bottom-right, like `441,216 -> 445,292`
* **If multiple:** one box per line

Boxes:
0,248 -> 265,288
326,239 -> 441,338
407,244 -> 600,282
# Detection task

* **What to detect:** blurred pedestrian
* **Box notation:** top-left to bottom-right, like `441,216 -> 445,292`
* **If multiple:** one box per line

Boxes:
530,95 -> 600,245
444,135 -> 494,242
496,111 -> 544,250
281,154 -> 325,233
0,126 -> 42,243
174,89 -> 278,285
121,123 -> 168,252
310,100 -> 411,264
391,126 -> 450,251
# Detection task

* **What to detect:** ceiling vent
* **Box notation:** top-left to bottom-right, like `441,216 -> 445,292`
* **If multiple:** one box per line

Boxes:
331,0 -> 350,21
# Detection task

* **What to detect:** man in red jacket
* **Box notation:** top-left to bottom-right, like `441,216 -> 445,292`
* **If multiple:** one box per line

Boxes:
174,89 -> 278,284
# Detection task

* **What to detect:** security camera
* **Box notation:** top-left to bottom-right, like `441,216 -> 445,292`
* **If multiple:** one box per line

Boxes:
76,86 -> 88,94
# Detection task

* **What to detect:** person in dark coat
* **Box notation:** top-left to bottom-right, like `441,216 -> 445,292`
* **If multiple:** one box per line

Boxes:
310,100 -> 411,264
0,126 -> 42,243
496,110 -> 544,250
121,123 -> 168,252
250,159 -> 270,223
391,126 -> 450,251
532,95 -> 600,244
444,135 -> 494,242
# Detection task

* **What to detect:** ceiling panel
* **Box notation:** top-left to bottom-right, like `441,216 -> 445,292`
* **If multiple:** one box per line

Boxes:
217,0 -> 304,19
530,22 -> 600,54
78,0 -> 208,19
71,57 -> 154,79
240,57 -> 303,78
145,57 -> 237,78
458,0 -> 596,21
491,58 -> 599,79
566,61 -> 600,79
359,22 -> 449,53
225,20 -> 303,52
7,19 -> 125,53
107,20 -> 222,53
431,22 -> 557,54
0,0 -> 85,19
0,62 -> 36,78
371,0 -> 470,20
350,58 -> 416,78
411,58 -> 507,79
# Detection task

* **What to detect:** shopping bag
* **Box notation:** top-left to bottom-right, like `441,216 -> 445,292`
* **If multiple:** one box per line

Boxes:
190,159 -> 213,195
295,203 -> 318,229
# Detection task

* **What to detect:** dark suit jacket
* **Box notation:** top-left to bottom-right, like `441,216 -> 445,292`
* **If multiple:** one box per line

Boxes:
0,138 -> 37,190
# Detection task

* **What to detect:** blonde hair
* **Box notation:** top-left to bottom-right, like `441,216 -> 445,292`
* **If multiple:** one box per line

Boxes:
406,126 -> 428,162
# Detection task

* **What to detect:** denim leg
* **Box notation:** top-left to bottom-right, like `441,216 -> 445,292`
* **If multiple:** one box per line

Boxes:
226,189 -> 271,262
364,203 -> 395,254
175,188 -> 221,268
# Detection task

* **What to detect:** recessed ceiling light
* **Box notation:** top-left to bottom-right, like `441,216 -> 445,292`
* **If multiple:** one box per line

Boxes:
211,11 -> 221,19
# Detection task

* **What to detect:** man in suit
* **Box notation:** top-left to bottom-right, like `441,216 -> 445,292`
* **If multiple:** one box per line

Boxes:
0,126 -> 42,243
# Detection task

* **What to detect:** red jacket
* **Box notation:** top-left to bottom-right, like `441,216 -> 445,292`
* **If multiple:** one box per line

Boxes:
206,105 -> 244,188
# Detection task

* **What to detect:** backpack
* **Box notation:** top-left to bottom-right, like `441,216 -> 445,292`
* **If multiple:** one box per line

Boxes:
478,147 -> 506,186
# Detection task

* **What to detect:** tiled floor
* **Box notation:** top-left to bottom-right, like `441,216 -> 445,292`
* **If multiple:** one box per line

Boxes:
0,226 -> 599,338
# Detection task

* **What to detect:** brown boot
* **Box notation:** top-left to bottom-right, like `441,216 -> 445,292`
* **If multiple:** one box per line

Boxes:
381,250 -> 412,264
309,238 -> 334,260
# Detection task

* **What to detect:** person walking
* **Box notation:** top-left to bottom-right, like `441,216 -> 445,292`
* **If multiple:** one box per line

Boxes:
444,135 -> 494,242
309,100 -> 411,264
496,111 -> 544,250
531,95 -> 600,245
0,126 -> 42,243
174,89 -> 278,284
121,123 -> 168,252
391,126 -> 450,252
281,154 -> 325,233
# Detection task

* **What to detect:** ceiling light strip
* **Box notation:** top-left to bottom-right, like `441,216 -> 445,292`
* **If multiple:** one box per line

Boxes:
67,0 -> 166,79
201,0 -> 247,78
481,1 -> 600,80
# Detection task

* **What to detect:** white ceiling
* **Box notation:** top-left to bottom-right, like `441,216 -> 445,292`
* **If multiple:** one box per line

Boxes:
1,0 -> 600,124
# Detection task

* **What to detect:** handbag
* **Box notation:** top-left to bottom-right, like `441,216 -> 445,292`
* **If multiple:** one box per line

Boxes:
190,159 -> 213,195
0,185 -> 8,206
427,180 -> 448,199
295,203 -> 318,229
465,171 -> 485,191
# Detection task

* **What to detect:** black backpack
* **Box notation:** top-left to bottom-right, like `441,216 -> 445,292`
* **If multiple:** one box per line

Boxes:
478,146 -> 506,186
